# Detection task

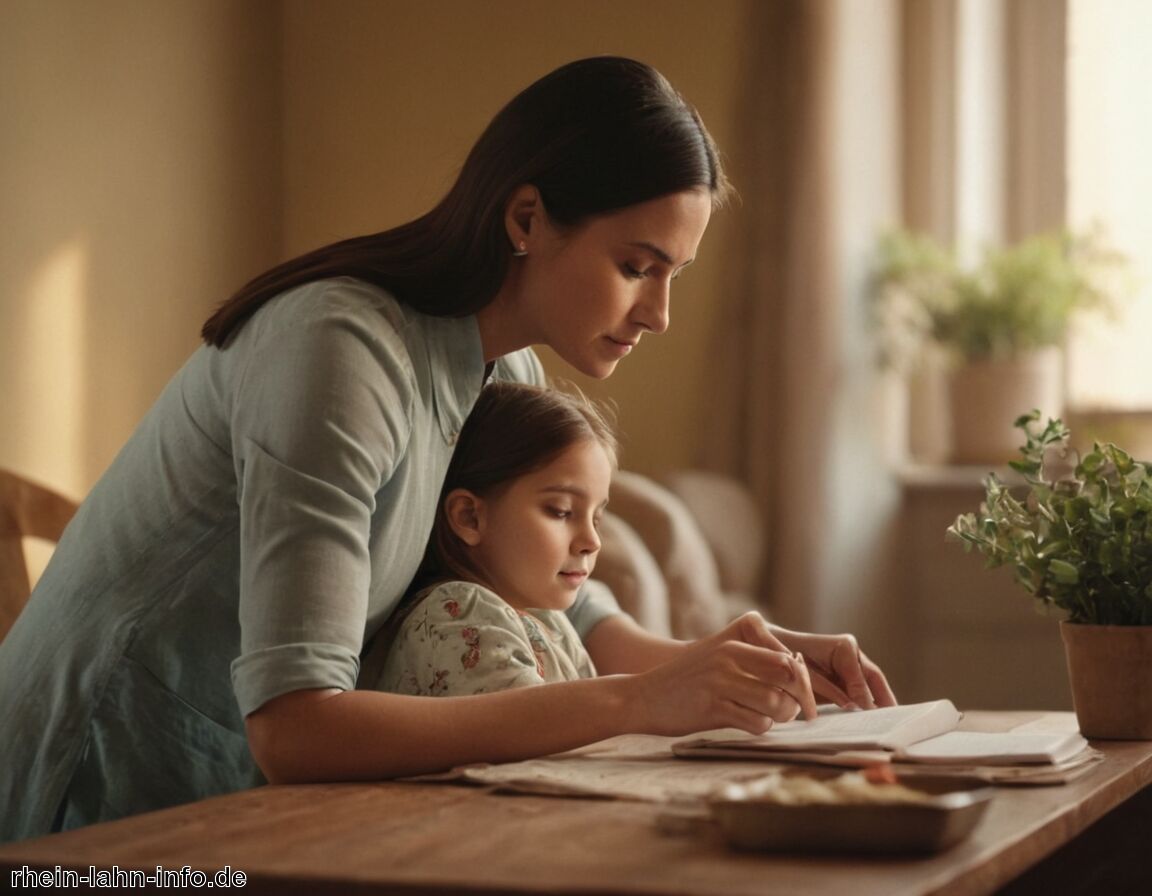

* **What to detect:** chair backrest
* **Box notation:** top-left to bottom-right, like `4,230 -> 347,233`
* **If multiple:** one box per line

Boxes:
0,469 -> 78,643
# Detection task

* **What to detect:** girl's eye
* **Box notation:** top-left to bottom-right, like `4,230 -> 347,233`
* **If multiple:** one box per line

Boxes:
547,506 -> 572,520
622,263 -> 648,280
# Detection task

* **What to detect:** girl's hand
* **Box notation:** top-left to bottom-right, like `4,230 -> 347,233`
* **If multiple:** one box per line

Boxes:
773,628 -> 897,710
624,612 -> 818,736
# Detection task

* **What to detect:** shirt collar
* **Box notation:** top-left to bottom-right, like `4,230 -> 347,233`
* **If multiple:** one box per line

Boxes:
411,310 -> 487,446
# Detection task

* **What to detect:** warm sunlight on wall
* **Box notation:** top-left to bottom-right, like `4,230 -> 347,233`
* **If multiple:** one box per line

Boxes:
8,241 -> 88,588
0,0 -> 281,501
11,240 -> 89,498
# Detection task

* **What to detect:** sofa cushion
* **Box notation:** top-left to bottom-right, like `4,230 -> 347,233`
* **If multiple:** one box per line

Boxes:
593,512 -> 672,638
660,470 -> 765,599
606,471 -> 728,640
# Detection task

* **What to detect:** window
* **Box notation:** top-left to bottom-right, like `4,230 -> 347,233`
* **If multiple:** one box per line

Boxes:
1066,0 -> 1152,411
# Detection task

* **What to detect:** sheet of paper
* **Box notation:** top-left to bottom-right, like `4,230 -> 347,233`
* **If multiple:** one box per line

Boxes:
408,755 -> 794,802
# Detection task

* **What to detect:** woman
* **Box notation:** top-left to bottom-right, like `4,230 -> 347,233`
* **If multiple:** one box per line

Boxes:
0,56 -> 894,843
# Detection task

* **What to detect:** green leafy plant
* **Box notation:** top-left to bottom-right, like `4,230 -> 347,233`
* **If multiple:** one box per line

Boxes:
870,228 -> 1129,369
948,411 -> 1152,625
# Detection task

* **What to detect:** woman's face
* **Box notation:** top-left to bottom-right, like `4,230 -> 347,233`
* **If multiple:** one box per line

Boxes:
511,189 -> 713,379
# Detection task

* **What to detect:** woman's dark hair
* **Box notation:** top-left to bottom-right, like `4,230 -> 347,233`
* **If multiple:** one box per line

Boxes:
201,56 -> 730,346
422,381 -> 618,588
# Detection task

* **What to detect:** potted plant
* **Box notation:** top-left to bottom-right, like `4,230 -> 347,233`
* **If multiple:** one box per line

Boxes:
870,228 -> 1128,464
948,410 -> 1152,738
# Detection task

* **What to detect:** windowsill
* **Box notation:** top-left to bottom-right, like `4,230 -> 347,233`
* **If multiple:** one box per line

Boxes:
897,463 -> 1024,490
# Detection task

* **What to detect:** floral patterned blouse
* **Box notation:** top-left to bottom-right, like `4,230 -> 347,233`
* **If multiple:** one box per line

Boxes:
377,581 -> 597,696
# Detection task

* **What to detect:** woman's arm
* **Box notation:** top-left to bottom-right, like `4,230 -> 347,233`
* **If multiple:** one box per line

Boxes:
247,680 -> 627,783
246,625 -> 815,783
769,625 -> 898,709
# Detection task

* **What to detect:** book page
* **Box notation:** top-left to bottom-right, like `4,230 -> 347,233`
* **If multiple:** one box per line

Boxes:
676,700 -> 962,753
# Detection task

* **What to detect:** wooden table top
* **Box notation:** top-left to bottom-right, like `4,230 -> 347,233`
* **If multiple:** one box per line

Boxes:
4,711 -> 1152,896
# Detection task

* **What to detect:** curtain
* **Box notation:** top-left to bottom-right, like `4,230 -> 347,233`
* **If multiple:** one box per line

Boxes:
707,0 -> 837,631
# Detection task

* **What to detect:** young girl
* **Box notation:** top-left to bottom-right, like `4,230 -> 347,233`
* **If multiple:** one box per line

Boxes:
0,56 -> 895,843
375,382 -> 614,696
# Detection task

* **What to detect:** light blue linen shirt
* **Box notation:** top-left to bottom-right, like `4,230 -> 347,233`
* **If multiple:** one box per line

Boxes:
0,278 -> 620,843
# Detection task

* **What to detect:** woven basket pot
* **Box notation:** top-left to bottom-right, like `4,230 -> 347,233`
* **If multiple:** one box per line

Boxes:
1060,621 -> 1152,740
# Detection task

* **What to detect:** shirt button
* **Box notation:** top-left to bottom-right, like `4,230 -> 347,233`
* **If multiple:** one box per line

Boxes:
448,432 -> 459,445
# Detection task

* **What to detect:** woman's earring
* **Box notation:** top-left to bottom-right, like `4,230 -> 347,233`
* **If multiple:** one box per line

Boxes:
512,241 -> 528,257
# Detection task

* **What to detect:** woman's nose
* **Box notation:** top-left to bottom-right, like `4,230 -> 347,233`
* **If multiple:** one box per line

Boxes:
633,281 -> 670,334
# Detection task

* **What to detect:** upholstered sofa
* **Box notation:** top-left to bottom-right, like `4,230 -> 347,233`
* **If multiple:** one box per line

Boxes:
594,469 -> 766,639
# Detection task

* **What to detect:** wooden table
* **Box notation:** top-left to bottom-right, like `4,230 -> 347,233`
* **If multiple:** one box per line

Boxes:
3,711 -> 1152,895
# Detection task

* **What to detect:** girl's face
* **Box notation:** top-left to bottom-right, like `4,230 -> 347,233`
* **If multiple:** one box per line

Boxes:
468,439 -> 613,612
500,189 -> 713,379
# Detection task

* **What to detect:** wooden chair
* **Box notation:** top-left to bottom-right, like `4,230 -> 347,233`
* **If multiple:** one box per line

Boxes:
0,469 -> 78,643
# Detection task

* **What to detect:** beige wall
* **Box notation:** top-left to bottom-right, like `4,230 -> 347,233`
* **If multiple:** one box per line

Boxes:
0,0 -> 282,497
281,0 -> 757,476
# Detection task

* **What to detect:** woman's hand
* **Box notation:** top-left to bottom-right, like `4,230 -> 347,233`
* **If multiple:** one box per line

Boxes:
772,627 -> 897,710
623,612 -> 818,736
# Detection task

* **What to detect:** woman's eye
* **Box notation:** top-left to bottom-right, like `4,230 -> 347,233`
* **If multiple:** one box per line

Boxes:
547,506 -> 572,519
622,263 -> 648,280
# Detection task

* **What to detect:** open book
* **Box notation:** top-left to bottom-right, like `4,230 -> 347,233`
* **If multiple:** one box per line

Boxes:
673,700 -> 961,756
673,700 -> 1092,768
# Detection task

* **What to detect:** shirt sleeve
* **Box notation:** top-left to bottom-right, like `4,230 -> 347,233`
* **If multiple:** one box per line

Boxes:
565,579 -> 623,639
379,583 -> 546,696
228,284 -> 416,717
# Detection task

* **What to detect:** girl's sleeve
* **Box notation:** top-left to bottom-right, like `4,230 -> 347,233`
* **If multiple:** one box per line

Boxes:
382,583 -> 546,696
228,287 -> 415,717
566,579 -> 624,640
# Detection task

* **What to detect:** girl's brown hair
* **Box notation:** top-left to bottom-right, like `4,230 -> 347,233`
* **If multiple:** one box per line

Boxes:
421,381 -> 617,589
201,56 -> 730,346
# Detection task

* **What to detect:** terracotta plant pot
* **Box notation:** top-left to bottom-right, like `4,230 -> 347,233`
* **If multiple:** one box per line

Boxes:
1060,621 -> 1152,740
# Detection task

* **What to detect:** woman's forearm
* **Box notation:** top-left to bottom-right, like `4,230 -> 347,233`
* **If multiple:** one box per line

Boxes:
246,676 -> 636,784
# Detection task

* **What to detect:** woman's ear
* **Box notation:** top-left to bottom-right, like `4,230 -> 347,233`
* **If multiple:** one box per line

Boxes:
504,184 -> 543,253
444,489 -> 486,546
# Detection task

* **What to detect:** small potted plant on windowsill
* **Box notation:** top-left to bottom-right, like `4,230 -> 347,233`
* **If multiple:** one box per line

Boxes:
870,228 -> 1129,465
948,411 -> 1152,738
